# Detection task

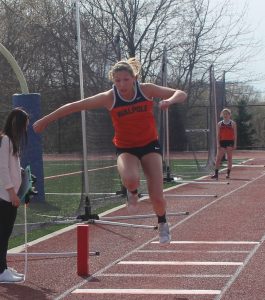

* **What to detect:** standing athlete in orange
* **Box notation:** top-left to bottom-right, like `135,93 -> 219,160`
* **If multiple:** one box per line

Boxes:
211,108 -> 237,180
33,58 -> 187,244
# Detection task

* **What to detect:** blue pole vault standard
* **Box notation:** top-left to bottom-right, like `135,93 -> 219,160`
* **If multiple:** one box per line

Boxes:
12,93 -> 45,201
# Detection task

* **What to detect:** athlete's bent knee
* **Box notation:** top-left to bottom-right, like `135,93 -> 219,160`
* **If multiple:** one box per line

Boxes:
122,176 -> 140,191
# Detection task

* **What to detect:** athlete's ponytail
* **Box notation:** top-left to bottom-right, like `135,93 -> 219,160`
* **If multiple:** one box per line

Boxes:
127,57 -> 141,78
109,57 -> 141,81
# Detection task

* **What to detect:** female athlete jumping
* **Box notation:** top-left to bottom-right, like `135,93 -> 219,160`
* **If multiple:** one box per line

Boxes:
33,58 -> 187,244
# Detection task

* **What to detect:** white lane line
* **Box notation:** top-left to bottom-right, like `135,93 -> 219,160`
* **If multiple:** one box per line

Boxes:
234,164 -> 265,168
118,261 -> 243,266
137,250 -> 250,253
72,288 -> 221,295
56,172 -> 265,300
151,241 -> 259,244
99,273 -> 231,278
215,232 -> 265,300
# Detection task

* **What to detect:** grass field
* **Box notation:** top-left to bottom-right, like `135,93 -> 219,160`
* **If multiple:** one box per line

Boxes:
10,157 -> 245,249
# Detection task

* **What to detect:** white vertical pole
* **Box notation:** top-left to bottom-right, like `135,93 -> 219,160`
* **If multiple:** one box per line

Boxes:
210,65 -> 218,149
207,65 -> 218,168
161,45 -> 171,181
164,47 -> 170,170
75,1 -> 90,204
161,46 -> 166,161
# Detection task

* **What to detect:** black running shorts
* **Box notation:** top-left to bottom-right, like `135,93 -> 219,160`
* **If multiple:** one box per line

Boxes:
220,140 -> 234,148
116,140 -> 162,159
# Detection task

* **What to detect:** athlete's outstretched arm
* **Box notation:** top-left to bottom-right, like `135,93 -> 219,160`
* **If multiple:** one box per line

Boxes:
141,83 -> 187,110
33,91 -> 113,133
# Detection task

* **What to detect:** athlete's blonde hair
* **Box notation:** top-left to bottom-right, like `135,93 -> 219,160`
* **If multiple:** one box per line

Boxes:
108,57 -> 141,81
220,108 -> 231,117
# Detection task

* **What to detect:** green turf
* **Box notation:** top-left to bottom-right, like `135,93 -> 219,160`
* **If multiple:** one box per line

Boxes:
10,157 -> 247,248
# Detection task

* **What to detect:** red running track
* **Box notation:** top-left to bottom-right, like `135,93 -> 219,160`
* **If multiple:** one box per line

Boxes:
1,153 -> 265,300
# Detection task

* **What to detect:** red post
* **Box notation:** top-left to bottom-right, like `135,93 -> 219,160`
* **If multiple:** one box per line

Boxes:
77,224 -> 89,276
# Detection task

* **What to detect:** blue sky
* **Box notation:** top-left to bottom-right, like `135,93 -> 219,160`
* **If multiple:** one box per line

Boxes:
221,0 -> 265,93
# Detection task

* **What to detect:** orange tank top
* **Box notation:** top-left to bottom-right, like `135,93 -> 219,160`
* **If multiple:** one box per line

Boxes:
109,81 -> 158,148
219,120 -> 234,141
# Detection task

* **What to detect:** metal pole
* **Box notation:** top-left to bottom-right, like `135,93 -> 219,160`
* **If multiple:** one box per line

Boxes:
223,71 -> 227,107
88,219 -> 158,230
100,212 -> 189,221
162,45 -> 173,182
114,30 -> 121,61
75,0 -> 91,217
173,179 -> 229,185
211,65 -> 218,146
140,193 -> 217,198
8,252 -> 100,257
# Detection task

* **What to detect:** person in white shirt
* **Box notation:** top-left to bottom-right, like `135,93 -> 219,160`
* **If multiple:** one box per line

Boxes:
0,108 -> 29,283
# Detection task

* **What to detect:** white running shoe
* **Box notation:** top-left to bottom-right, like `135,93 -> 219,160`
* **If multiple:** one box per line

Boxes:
8,267 -> 24,278
158,222 -> 171,244
0,269 -> 23,283
126,191 -> 139,214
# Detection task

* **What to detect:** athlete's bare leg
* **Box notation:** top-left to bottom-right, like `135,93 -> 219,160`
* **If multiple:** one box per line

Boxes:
117,153 -> 140,192
226,147 -> 233,172
140,152 -> 170,244
215,147 -> 226,169
140,152 -> 166,216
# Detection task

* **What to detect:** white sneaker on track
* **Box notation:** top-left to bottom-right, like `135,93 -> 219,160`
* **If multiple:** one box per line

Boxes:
158,222 -> 171,244
0,269 -> 23,283
8,267 -> 24,278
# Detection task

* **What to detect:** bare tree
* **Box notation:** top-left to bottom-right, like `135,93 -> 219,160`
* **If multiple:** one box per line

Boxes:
0,0 -> 261,106
79,0 -> 260,105
81,0 -> 182,82
164,0 -> 259,106
0,0 -> 80,108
